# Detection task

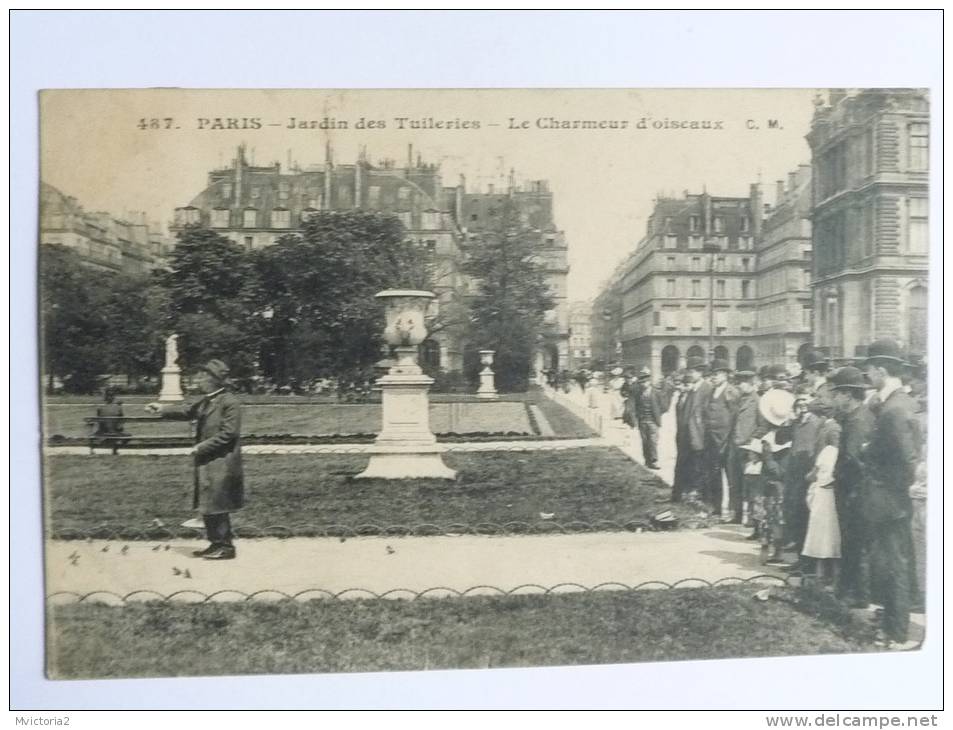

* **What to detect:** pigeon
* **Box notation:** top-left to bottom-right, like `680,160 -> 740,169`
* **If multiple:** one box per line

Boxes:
151,545 -> 161,552
386,545 -> 396,555
120,545 -> 129,555
172,567 -> 182,576
68,555 -> 79,566
67,550 -> 79,560
163,545 -> 171,551
100,545 -> 110,553
183,569 -> 192,579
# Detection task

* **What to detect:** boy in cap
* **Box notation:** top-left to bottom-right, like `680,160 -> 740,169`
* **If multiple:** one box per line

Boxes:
147,359 -> 244,560
633,366 -> 662,469
830,366 -> 875,608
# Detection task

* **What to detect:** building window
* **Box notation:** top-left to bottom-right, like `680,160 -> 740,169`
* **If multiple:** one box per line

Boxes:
715,256 -> 726,272
689,215 -> 700,232
689,309 -> 704,330
243,236 -> 253,250
691,256 -> 701,271
802,305 -> 812,330
740,216 -> 749,232
666,279 -> 676,297
803,269 -> 812,289
653,311 -> 660,327
663,235 -> 678,249
667,256 -> 676,269
398,187 -> 411,203
741,257 -> 750,271
908,123 -> 928,171
865,129 -> 875,175
368,186 -> 381,207
251,187 -> 260,199
272,209 -> 291,228
687,235 -> 701,250
664,216 -> 673,229
741,280 -> 751,298
664,309 -> 678,331
278,182 -> 290,201
739,236 -> 753,251
691,279 -> 701,297
716,280 -> 726,298
908,285 -> 927,355
338,185 -> 352,206
713,217 -> 725,233
211,208 -> 229,228
908,197 -> 928,253
243,209 -> 257,228
221,183 -> 232,199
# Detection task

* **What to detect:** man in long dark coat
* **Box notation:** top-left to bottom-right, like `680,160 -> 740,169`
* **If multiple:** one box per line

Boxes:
702,359 -> 738,517
861,340 -> 921,646
147,359 -> 244,560
673,357 -> 711,503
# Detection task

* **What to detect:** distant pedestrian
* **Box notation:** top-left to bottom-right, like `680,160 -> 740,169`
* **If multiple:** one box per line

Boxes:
702,359 -> 738,516
672,357 -> 711,504
727,370 -> 762,524
146,359 -> 244,561
633,366 -> 662,470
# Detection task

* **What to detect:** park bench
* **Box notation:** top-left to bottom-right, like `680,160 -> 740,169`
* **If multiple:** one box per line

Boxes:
83,415 -> 192,454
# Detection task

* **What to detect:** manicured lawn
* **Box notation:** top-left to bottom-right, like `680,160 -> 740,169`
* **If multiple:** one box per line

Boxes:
43,387 -> 594,441
45,448 -> 670,538
46,584 -> 880,679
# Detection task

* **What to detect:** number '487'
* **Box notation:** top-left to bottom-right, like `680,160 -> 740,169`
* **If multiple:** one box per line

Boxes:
138,118 -> 175,130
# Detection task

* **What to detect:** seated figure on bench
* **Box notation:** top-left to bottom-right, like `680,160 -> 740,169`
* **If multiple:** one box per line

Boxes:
92,387 -> 130,452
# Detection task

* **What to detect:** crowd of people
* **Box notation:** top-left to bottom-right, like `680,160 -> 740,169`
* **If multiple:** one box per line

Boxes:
601,338 -> 926,649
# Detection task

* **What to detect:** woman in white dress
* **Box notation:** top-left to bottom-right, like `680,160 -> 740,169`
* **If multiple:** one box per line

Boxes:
801,442 -> 841,585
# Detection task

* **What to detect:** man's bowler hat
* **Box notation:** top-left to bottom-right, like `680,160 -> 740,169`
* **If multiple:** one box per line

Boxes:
864,339 -> 908,366
829,366 -> 868,391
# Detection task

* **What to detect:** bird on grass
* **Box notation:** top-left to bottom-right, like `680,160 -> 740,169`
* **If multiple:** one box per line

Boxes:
120,545 -> 129,555
386,545 -> 396,555
172,567 -> 182,576
183,569 -> 192,579
151,545 -> 161,552
100,545 -> 110,553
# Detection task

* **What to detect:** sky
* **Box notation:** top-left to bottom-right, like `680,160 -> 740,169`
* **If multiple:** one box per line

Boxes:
41,88 -> 818,301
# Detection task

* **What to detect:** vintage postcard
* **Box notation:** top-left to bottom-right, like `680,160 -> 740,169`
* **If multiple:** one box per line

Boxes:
39,88 -> 930,679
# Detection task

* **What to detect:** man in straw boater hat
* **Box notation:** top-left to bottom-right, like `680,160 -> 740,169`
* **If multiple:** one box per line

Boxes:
829,365 -> 876,609
671,356 -> 711,503
147,359 -> 244,560
859,339 -> 922,648
632,366 -> 663,470
702,358 -> 738,517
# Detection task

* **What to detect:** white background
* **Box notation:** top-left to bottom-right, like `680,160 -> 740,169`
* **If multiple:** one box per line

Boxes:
9,9 -> 944,712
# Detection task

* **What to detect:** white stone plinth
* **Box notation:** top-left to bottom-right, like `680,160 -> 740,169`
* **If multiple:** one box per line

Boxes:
356,371 -> 457,480
476,349 -> 498,400
158,365 -> 184,402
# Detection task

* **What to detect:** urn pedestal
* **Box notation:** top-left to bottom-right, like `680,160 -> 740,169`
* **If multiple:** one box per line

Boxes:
356,291 -> 456,480
476,349 -> 498,400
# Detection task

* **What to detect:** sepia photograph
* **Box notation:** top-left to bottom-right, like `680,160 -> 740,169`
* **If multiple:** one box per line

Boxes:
35,86 -> 932,682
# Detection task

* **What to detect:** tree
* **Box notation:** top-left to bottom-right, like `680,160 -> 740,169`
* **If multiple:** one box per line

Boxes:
161,226 -> 262,381
250,211 -> 434,384
39,244 -> 113,393
463,198 -> 554,391
99,270 -> 167,386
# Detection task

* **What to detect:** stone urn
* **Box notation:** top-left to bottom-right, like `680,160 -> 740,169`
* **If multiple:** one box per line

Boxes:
356,289 -> 456,480
377,289 -> 434,375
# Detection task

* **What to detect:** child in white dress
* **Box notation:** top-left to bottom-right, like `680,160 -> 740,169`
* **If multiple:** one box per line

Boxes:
801,442 -> 841,585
